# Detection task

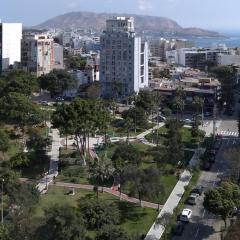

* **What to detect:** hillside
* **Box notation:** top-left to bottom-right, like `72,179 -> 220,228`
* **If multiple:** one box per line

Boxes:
34,11 -> 220,37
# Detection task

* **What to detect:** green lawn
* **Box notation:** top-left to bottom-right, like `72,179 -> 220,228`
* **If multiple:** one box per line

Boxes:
146,126 -> 205,149
108,119 -> 153,138
35,186 -> 158,238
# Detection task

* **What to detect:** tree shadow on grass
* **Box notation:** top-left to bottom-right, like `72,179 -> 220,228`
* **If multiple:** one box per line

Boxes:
118,201 -> 148,223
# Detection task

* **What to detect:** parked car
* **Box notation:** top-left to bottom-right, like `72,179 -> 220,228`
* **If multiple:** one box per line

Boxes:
225,108 -> 234,116
154,115 -> 166,122
172,221 -> 186,236
209,155 -> 215,163
184,119 -> 192,124
55,97 -> 64,102
204,112 -> 212,117
209,149 -> 217,156
187,193 -> 199,205
191,185 -> 204,196
180,209 -> 192,222
40,101 -> 49,106
214,140 -> 221,150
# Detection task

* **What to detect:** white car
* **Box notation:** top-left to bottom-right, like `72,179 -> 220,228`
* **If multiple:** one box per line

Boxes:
110,137 -> 121,143
184,119 -> 192,124
180,209 -> 192,222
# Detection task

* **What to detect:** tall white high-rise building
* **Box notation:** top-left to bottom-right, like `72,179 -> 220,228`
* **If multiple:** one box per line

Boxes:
100,17 -> 148,99
0,22 -> 22,73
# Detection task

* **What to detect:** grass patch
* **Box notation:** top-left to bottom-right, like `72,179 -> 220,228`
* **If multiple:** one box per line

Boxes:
145,126 -> 204,149
35,186 -> 158,238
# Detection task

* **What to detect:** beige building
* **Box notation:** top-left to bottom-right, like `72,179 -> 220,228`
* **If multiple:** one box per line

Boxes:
21,34 -> 54,77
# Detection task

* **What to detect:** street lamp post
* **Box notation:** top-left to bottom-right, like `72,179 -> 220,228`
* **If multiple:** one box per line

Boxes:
1,179 -> 4,224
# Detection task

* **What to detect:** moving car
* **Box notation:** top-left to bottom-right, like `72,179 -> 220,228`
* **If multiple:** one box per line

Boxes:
191,185 -> 204,196
180,209 -> 192,222
187,193 -> 199,205
172,221 -> 185,236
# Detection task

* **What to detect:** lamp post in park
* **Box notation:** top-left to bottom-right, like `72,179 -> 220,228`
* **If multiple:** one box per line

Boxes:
1,179 -> 4,224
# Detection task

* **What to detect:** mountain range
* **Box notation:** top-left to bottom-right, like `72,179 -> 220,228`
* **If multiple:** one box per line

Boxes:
34,11 -> 220,37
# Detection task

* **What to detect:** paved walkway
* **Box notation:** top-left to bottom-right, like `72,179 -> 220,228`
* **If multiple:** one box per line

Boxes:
145,170 -> 192,240
36,122 -> 61,193
145,148 -> 206,240
52,181 -> 162,210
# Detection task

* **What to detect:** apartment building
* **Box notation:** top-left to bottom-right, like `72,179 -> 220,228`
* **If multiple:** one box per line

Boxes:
21,34 -> 54,77
167,47 -> 230,70
149,38 -> 194,61
53,43 -> 64,69
0,22 -> 22,73
100,17 -> 148,99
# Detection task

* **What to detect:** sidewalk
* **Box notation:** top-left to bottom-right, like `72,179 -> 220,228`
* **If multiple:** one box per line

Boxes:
145,170 -> 192,240
36,123 -> 61,193
145,148 -> 205,240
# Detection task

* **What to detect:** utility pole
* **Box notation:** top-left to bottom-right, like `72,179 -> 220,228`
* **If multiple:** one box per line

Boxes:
213,89 -> 217,139
1,179 -> 4,224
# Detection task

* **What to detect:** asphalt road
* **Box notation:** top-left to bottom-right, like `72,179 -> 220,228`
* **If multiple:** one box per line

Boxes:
172,137 -> 240,240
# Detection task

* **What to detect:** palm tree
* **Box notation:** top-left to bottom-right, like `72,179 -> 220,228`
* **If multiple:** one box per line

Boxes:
173,96 -> 185,121
89,156 -> 113,199
124,117 -> 134,144
193,96 -> 204,125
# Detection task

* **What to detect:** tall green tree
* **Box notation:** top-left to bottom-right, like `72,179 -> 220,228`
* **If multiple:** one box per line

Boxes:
124,166 -> 163,206
89,157 -> 113,199
36,204 -> 86,240
52,99 -> 111,164
96,225 -> 131,240
79,198 -> 120,230
204,182 -> 240,228
0,70 -> 39,97
211,65 -> 235,109
0,129 -> 10,161
112,144 -> 141,199
39,69 -> 77,97
224,148 -> 240,184
0,92 -> 43,147
164,120 -> 184,166
173,95 -> 185,120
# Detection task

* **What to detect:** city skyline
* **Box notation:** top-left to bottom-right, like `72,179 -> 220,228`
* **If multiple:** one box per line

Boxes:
1,0 -> 240,32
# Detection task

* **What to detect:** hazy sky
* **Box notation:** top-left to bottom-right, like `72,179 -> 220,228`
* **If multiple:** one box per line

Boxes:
1,0 -> 240,31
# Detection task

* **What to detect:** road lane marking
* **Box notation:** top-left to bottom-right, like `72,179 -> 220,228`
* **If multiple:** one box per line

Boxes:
195,227 -> 200,239
202,209 -> 206,218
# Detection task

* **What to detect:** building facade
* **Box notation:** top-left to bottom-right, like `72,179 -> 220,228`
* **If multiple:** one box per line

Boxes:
21,34 -> 54,77
0,22 -> 22,73
100,17 -> 148,99
53,43 -> 64,69
166,47 -> 230,70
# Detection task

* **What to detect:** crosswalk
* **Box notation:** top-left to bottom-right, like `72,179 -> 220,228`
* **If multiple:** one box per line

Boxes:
220,131 -> 239,137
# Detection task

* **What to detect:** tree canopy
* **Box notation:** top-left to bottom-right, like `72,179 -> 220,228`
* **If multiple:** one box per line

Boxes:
36,204 -> 86,240
0,92 -> 43,127
79,198 -> 120,229
52,99 -> 111,164
204,182 -> 240,227
112,144 -> 141,167
0,70 -> 39,97
39,69 -> 77,97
